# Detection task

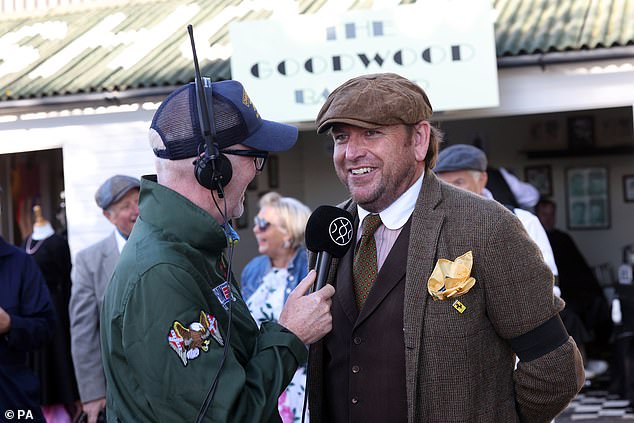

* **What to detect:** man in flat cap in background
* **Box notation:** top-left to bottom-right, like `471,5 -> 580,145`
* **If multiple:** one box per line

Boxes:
307,72 -> 584,423
100,80 -> 334,422
69,174 -> 140,423
434,144 -> 559,279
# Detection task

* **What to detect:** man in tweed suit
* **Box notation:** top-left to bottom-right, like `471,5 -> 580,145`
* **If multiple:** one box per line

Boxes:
307,73 -> 584,423
69,175 -> 139,423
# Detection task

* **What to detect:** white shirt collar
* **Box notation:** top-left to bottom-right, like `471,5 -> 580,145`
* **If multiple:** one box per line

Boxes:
482,187 -> 494,200
357,171 -> 424,230
114,229 -> 127,253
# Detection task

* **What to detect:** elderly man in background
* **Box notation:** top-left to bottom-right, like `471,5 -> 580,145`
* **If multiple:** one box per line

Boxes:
434,144 -> 559,279
69,175 -> 140,423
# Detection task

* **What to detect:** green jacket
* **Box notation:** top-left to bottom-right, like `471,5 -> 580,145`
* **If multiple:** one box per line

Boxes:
101,176 -> 307,422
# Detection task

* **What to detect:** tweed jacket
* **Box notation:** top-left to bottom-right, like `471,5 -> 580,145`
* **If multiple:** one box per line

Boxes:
69,232 -> 119,403
308,171 -> 584,423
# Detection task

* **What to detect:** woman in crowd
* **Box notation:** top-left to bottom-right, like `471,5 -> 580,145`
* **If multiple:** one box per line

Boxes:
241,192 -> 311,422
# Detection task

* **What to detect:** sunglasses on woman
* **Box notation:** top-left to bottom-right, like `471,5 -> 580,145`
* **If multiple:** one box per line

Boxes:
253,216 -> 272,231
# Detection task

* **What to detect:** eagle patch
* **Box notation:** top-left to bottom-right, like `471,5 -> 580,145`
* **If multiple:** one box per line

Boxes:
168,311 -> 223,366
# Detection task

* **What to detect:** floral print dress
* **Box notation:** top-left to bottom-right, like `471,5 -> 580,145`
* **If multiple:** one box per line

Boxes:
246,268 -> 308,422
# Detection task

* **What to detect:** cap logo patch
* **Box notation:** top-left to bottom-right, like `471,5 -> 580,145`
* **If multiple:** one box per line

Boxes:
168,311 -> 223,366
242,90 -> 260,118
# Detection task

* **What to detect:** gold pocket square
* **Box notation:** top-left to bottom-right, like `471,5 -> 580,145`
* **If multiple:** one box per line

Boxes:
428,251 -> 476,301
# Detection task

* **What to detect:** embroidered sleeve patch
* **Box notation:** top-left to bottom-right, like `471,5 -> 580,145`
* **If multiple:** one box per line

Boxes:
213,281 -> 236,310
168,311 -> 223,366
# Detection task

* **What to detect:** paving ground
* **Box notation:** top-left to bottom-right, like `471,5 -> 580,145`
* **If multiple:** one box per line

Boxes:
556,373 -> 634,422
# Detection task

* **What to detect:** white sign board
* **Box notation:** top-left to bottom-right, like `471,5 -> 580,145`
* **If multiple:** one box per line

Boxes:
230,0 -> 499,123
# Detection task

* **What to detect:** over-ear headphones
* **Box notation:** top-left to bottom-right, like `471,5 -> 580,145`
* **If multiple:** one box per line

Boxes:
192,77 -> 233,196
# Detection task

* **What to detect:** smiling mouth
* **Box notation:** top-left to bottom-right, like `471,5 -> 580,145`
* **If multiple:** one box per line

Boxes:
350,167 -> 374,175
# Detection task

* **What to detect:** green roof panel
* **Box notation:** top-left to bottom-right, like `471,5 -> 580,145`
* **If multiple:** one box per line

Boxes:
0,0 -> 632,102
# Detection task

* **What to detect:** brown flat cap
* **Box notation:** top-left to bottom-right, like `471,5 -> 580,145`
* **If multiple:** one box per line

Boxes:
315,73 -> 433,134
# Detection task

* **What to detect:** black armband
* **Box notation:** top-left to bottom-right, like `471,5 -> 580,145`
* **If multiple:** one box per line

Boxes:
510,314 -> 569,362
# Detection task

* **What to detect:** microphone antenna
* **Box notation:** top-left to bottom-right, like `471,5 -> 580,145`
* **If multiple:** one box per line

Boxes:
187,24 -> 217,140
188,24 -> 231,423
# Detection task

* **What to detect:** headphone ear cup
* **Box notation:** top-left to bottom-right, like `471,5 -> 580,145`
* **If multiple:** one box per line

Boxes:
194,153 -> 233,191
212,153 -> 233,189
194,156 -> 212,190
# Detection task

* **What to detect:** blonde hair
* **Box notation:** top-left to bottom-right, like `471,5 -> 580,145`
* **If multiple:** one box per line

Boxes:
259,192 -> 311,249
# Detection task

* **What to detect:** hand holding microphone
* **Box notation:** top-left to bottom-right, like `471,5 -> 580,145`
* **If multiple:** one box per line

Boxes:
279,270 -> 335,344
278,206 -> 354,344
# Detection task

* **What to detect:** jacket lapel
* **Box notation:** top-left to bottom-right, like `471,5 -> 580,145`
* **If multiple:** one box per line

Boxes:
334,240 -> 359,325
101,232 -> 120,282
404,172 -> 445,423
331,203 -> 359,325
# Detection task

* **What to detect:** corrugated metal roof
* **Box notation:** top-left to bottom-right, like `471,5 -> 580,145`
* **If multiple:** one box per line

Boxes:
0,0 -> 632,103
494,0 -> 634,55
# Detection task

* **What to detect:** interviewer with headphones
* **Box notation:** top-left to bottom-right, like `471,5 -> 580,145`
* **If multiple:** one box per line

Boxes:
100,80 -> 335,422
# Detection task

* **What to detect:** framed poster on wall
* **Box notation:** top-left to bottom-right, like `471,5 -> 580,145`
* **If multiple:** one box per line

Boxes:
567,116 -> 595,151
565,167 -> 610,229
524,165 -> 552,196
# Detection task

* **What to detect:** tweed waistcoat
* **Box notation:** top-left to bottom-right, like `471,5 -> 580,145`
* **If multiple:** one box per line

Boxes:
323,220 -> 411,423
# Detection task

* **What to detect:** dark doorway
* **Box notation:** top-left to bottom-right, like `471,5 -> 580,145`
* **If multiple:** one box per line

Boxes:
0,148 -> 66,246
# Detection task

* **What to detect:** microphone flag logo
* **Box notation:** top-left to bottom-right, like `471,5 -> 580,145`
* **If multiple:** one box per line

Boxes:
329,217 -> 353,246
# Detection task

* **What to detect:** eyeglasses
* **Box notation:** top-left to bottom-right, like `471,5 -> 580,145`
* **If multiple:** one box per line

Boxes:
253,216 -> 271,231
221,149 -> 268,172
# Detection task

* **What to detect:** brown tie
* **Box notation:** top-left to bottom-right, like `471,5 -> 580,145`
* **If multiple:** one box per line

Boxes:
353,214 -> 383,309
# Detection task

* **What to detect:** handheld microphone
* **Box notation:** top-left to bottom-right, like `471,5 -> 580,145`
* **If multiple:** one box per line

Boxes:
305,206 -> 354,291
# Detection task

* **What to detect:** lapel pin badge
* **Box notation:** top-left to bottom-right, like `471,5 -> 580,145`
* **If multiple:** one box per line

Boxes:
452,299 -> 466,313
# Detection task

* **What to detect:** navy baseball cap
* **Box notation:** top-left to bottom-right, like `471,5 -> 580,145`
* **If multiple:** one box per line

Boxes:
434,144 -> 488,173
151,80 -> 298,160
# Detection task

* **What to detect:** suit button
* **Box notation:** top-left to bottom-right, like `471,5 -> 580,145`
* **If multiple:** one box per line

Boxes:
353,337 -> 362,345
352,365 -> 360,373
351,397 -> 358,405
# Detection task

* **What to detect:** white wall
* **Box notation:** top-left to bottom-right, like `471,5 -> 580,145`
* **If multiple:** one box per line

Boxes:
0,109 -> 156,257
62,119 -> 155,254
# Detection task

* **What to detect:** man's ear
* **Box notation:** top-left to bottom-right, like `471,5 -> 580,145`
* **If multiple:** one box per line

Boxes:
413,121 -> 430,162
